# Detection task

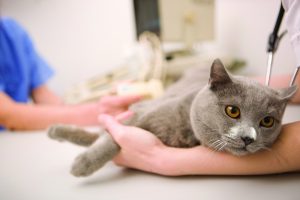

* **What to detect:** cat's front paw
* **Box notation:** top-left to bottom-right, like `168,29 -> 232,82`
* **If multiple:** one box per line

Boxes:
48,125 -> 75,142
71,154 -> 99,177
48,125 -> 65,142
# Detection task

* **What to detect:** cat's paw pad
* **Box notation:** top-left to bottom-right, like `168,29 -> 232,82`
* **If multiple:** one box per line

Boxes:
71,154 -> 97,177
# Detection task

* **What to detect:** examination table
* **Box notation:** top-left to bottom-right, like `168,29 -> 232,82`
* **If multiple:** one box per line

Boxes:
0,105 -> 300,200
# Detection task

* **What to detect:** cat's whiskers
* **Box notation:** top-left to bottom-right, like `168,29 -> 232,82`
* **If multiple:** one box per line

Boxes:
208,138 -> 218,144
210,139 -> 221,146
223,135 -> 242,146
213,140 -> 227,152
218,141 -> 227,152
209,139 -> 222,151
214,141 -> 223,149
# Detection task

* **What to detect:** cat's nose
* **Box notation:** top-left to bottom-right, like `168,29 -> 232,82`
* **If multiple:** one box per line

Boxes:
241,136 -> 254,146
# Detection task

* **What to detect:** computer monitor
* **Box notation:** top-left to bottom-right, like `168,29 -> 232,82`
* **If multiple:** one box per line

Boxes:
133,0 -> 214,49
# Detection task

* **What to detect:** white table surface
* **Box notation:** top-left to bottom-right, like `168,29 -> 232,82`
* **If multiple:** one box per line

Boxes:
0,105 -> 299,200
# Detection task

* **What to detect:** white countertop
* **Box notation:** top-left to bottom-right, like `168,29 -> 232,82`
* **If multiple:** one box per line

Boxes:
0,105 -> 299,200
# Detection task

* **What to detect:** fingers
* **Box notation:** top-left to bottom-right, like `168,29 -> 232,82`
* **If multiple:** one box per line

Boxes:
106,95 -> 142,107
98,114 -> 124,139
113,155 -> 127,167
115,110 -> 134,122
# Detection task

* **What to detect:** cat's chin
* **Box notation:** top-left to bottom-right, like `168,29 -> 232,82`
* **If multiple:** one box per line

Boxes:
225,146 -> 251,156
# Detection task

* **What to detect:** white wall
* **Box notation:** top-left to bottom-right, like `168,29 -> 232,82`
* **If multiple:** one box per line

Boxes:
1,0 -> 297,95
215,0 -> 296,76
1,0 -> 136,95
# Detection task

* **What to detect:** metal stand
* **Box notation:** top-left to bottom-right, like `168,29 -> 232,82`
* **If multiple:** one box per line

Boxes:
290,67 -> 300,86
265,53 -> 274,85
265,3 -> 285,86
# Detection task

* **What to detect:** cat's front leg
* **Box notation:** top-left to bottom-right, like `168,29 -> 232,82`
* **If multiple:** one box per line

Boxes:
71,131 -> 120,177
48,125 -> 99,147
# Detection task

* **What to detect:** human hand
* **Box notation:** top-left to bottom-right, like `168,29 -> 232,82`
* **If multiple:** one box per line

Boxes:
97,95 -> 142,116
98,114 -> 165,174
99,114 -> 300,176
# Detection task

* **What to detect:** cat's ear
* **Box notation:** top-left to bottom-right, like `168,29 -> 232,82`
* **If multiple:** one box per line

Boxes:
209,59 -> 232,89
277,85 -> 298,101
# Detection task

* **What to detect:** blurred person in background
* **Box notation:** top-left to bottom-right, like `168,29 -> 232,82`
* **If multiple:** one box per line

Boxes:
0,17 -> 140,131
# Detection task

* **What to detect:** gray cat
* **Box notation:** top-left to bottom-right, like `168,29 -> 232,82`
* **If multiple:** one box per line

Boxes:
48,59 -> 297,177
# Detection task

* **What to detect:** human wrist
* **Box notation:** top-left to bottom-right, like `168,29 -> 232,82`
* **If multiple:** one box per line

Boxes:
73,103 -> 99,125
152,145 -> 182,176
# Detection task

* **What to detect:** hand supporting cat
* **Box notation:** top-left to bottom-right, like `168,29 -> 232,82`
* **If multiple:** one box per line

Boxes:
48,59 -> 297,177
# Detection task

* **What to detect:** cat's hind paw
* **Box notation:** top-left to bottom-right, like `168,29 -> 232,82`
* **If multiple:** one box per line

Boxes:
71,153 -> 102,177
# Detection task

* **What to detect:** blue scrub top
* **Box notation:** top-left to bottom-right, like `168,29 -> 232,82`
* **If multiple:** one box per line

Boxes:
0,17 -> 54,130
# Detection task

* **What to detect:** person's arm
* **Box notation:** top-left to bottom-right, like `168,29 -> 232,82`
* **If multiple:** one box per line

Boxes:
0,92 -> 98,130
99,114 -> 300,176
255,73 -> 300,104
158,121 -> 300,176
270,74 -> 300,103
31,85 -> 63,105
0,93 -> 141,131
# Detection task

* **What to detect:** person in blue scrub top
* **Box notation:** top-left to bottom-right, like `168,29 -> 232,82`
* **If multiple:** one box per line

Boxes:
0,17 -> 141,131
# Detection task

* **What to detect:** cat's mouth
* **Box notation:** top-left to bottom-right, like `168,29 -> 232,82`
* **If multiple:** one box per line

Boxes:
220,135 -> 253,156
208,137 -> 250,156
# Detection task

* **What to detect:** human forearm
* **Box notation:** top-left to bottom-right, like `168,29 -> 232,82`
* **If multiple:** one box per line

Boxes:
269,74 -> 300,103
0,102 -> 98,131
31,85 -> 63,105
155,122 -> 300,176
99,115 -> 300,176
158,146 -> 285,176
254,74 -> 300,103
0,93 -> 141,131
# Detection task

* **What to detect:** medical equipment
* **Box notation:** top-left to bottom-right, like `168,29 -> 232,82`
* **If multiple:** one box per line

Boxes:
265,3 -> 299,86
265,3 -> 286,86
290,66 -> 300,86
64,32 -> 165,104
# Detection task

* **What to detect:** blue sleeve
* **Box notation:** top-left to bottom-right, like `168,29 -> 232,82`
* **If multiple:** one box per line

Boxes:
0,17 -> 54,93
20,22 -> 55,90
0,82 -> 4,92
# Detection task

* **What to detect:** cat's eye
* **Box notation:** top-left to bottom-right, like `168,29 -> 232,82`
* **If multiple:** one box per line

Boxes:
260,116 -> 274,128
225,105 -> 240,119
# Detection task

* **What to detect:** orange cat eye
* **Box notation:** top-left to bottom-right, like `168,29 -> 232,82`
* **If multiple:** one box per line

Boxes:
225,105 -> 240,119
260,116 -> 274,128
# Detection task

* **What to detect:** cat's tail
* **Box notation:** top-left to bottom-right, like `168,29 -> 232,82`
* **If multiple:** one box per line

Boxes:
48,125 -> 99,147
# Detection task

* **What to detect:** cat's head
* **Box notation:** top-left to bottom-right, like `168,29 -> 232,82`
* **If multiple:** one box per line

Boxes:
190,59 -> 297,156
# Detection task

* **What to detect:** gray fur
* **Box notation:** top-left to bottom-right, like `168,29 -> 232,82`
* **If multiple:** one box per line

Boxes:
70,132 -> 120,177
48,59 -> 297,177
48,125 -> 99,147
